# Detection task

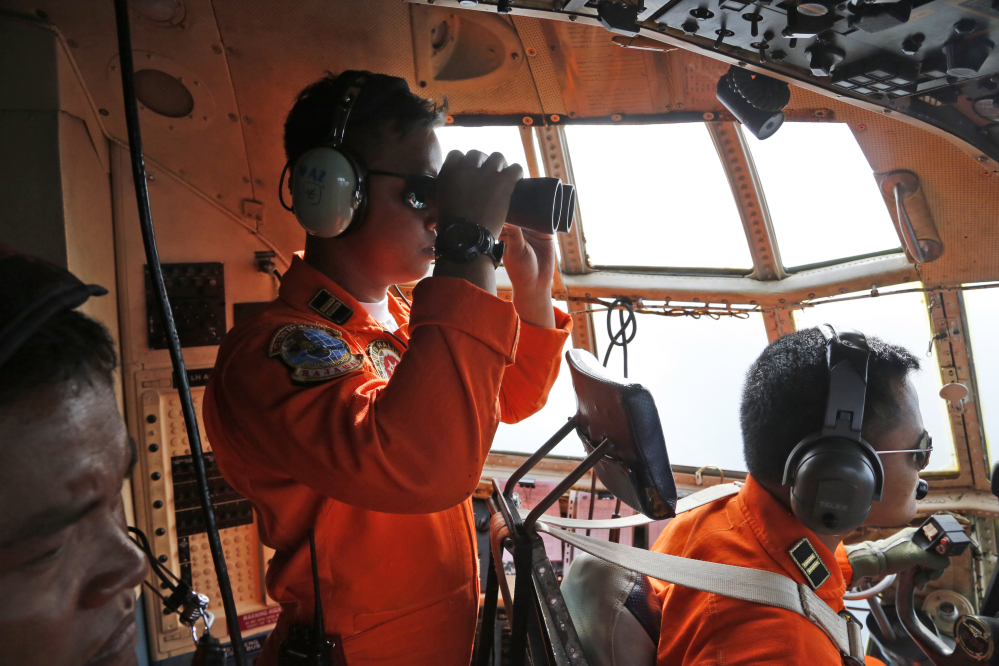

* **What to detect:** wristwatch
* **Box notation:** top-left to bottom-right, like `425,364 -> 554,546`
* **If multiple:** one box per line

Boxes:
435,219 -> 505,265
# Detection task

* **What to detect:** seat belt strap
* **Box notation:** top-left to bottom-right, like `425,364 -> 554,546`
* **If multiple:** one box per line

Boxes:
518,482 -> 743,531
538,524 -> 862,661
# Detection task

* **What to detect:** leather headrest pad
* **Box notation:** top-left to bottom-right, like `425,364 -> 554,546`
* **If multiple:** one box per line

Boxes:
567,350 -> 678,520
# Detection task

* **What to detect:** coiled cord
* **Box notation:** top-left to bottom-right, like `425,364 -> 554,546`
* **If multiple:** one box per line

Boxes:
602,297 -> 637,378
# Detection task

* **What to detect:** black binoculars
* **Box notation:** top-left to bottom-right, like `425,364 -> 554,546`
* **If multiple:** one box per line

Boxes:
508,177 -> 576,235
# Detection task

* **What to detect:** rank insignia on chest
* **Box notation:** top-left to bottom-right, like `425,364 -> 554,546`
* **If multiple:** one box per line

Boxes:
269,323 -> 363,383
309,289 -> 353,325
788,538 -> 831,590
366,339 -> 402,380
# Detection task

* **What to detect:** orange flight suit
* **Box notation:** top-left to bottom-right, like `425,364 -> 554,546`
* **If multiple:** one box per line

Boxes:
650,475 -> 885,666
203,256 -> 571,665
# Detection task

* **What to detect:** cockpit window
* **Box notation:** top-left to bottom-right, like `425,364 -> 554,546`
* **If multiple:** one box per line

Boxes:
794,284 -> 958,473
492,347 -> 580,456
564,124 -> 753,272
591,309 -> 769,471
435,125 -> 537,174
960,286 -> 999,469
743,123 -> 902,271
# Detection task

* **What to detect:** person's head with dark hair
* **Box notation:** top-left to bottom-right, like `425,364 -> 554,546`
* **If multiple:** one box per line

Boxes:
741,326 -> 926,531
283,70 -> 445,169
282,71 -> 453,302
0,249 -> 146,666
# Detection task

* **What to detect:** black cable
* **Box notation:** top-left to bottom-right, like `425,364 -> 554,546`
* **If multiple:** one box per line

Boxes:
278,162 -> 294,212
602,297 -> 637,378
392,284 -> 412,308
111,3 -> 246,664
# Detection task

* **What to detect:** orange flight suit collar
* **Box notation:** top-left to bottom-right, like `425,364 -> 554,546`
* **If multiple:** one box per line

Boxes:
278,255 -> 412,335
737,474 -> 853,600
652,474 -> 869,666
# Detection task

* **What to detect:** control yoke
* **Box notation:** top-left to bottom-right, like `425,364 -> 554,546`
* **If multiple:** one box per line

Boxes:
897,515 -> 999,664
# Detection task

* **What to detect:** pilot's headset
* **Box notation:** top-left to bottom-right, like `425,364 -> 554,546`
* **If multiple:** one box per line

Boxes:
782,324 -> 885,535
279,71 -> 412,238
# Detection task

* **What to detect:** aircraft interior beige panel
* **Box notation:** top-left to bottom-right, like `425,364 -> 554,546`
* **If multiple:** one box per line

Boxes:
0,16 -> 121,389
111,141 -> 282,372
540,19 -> 680,117
2,1 -> 260,224
111,140 -> 283,659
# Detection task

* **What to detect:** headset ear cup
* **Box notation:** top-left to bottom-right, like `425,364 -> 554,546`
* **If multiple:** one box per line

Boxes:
290,146 -> 366,238
785,437 -> 882,535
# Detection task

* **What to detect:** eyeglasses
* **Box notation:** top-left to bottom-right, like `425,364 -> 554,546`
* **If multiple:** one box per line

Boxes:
875,431 -> 933,471
368,171 -> 437,210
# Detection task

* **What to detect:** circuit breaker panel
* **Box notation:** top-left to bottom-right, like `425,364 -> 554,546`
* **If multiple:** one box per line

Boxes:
132,367 -> 280,662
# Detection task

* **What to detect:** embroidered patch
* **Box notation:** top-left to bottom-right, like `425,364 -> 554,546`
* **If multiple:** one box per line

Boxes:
788,538 -> 831,590
309,289 -> 353,325
367,340 -> 402,379
269,324 -> 363,383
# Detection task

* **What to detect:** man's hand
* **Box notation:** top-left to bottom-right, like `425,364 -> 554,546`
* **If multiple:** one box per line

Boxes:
436,150 -> 523,237
846,527 -> 953,588
433,150 -> 523,295
500,225 -> 557,329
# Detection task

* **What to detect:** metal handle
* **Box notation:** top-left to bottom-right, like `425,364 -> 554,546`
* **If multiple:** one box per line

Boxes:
844,573 -> 897,600
878,170 -> 943,264
894,182 -> 931,263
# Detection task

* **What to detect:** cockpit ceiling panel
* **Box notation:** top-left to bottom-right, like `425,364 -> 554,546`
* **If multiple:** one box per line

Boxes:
4,0 -> 258,214
7,1 -> 999,286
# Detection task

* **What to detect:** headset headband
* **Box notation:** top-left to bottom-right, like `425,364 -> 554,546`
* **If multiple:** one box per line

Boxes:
819,324 -> 871,441
324,75 -> 366,147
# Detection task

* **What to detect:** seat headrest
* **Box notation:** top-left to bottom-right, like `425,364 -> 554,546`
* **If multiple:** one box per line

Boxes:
567,349 -> 677,520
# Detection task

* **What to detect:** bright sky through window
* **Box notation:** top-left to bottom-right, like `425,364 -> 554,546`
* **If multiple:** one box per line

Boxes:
744,123 -> 902,269
960,286 -> 999,467
491,299 -> 581,456
564,124 -> 753,270
592,310 -> 770,471
435,125 -> 534,174
794,285 -> 957,473
491,341 -> 582,456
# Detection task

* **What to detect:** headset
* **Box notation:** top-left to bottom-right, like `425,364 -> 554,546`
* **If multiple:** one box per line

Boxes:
280,72 -> 369,239
280,71 -> 418,239
782,324 -> 886,535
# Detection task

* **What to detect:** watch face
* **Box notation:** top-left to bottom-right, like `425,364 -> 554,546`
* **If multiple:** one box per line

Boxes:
446,223 -> 479,250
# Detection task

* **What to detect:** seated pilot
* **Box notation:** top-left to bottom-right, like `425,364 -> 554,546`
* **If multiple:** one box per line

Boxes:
202,71 -> 571,665
650,327 -> 951,666
0,248 -> 147,666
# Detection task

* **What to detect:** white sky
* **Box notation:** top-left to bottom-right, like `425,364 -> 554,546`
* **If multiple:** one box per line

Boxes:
962,286 -> 999,469
794,284 -> 957,473
433,123 -> 959,473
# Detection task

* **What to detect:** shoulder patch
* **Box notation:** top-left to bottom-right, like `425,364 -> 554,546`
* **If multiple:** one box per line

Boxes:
788,538 -> 831,590
366,339 -> 402,379
269,323 -> 363,383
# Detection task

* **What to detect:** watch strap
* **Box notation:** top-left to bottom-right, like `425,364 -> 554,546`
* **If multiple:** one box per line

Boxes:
436,220 -> 502,265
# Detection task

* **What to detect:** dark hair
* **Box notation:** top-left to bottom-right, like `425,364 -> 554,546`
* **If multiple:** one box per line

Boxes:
283,70 -> 445,167
0,309 -> 117,405
740,327 -> 920,484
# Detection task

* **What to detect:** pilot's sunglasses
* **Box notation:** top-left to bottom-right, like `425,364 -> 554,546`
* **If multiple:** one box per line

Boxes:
875,431 -> 933,471
368,170 -> 437,210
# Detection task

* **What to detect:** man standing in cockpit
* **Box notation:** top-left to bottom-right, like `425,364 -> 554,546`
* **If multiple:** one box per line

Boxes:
203,71 -> 570,665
